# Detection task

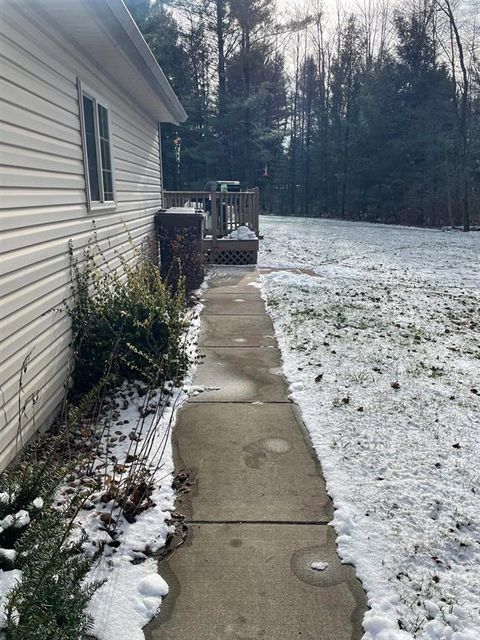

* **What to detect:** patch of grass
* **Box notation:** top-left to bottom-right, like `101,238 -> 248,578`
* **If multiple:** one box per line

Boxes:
291,308 -> 324,320
266,297 -> 280,308
0,426 -> 99,639
291,302 -> 374,330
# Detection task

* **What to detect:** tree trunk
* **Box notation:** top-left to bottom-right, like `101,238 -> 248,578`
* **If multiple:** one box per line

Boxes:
437,0 -> 470,231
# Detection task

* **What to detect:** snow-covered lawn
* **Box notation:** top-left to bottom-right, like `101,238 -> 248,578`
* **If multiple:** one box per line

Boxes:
258,216 -> 480,640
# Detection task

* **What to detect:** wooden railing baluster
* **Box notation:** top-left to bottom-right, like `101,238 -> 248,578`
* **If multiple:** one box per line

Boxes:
162,190 -> 260,238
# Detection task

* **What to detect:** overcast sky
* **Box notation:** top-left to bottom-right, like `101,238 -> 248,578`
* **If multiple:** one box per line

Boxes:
276,0 -> 384,12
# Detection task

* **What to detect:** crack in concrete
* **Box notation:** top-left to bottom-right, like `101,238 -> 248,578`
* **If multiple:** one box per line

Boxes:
185,520 -> 332,526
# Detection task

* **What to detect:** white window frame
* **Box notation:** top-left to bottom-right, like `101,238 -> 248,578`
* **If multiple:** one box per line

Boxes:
78,79 -> 116,213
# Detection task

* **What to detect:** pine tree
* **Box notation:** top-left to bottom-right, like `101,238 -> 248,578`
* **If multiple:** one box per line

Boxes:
124,0 -> 479,227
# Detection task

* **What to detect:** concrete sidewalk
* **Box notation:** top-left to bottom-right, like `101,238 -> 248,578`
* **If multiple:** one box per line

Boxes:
145,269 -> 366,640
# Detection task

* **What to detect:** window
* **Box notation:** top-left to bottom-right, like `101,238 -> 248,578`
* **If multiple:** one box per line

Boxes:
79,82 -> 115,209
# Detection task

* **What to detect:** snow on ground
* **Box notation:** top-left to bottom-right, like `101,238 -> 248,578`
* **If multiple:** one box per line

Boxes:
0,303 -> 202,640
83,305 -> 202,640
258,216 -> 480,640
79,381 -> 181,640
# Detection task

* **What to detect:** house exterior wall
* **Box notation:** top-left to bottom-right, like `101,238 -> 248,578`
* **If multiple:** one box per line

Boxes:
0,3 -> 164,470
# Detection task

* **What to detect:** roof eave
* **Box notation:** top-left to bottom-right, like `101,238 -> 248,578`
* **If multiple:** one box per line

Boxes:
103,0 -> 187,124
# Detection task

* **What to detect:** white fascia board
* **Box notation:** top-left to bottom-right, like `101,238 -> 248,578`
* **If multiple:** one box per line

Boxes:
103,0 -> 187,124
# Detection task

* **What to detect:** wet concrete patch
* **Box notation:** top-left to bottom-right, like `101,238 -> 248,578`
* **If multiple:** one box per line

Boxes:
173,403 -> 332,522
206,270 -> 260,294
189,346 -> 287,403
259,437 -> 291,454
201,294 -> 266,316
243,438 -> 291,469
198,314 -> 277,348
144,523 -> 366,640
290,526 -> 365,594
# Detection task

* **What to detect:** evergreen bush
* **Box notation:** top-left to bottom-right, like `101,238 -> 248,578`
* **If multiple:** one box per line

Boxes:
0,443 -> 65,568
0,437 -> 97,640
3,504 -> 96,640
0,235 -> 191,638
67,238 -> 188,395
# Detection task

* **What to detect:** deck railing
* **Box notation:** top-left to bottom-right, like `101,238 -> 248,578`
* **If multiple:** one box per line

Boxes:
163,189 -> 260,240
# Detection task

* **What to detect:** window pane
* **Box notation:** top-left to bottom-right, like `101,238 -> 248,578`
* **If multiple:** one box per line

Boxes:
98,104 -> 113,200
82,95 -> 100,201
98,103 -> 109,139
103,170 -> 113,201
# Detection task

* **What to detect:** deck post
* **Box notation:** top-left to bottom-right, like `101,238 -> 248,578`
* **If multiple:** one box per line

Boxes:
210,186 -> 217,252
253,187 -> 260,235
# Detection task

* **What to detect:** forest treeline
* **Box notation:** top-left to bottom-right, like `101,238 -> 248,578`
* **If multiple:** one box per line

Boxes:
126,0 -> 479,230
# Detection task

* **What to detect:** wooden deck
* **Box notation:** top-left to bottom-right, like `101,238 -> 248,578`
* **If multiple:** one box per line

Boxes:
163,189 -> 260,264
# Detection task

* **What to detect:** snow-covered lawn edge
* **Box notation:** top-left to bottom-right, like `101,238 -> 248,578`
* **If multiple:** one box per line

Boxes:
258,216 -> 479,640
259,270 -> 479,640
83,298 -> 204,640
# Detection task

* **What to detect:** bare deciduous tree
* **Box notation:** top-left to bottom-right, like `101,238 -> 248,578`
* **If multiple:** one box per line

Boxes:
435,0 -> 471,231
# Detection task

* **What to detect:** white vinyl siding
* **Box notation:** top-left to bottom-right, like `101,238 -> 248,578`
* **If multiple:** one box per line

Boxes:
0,3 -> 163,471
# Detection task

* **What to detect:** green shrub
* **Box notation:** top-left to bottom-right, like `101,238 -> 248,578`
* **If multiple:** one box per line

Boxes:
67,238 -> 188,396
0,377 -> 109,569
3,504 -> 96,640
0,436 -> 97,640
0,443 -> 66,567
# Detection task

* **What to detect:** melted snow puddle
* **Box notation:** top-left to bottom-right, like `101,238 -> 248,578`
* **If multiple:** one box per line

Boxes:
243,438 -> 291,468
